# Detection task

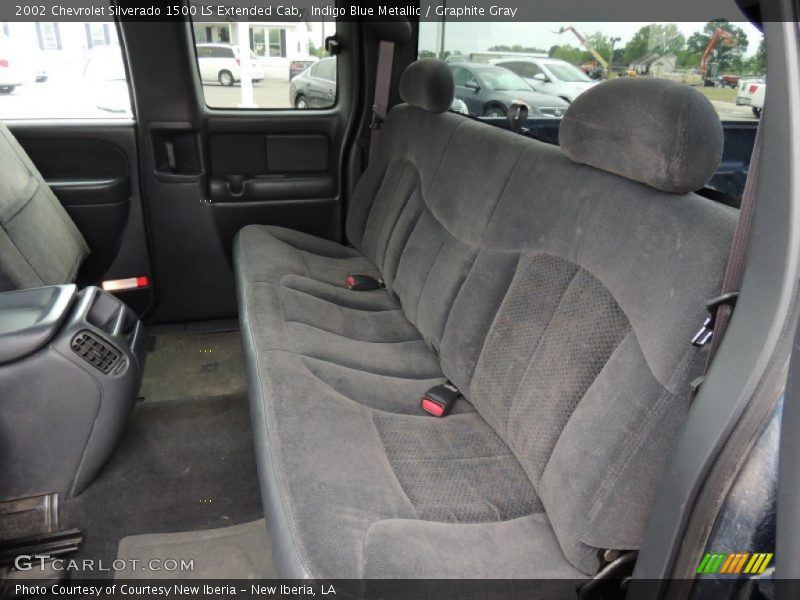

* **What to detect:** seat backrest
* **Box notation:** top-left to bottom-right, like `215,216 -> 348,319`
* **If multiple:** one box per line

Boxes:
0,121 -> 89,292
346,61 -> 737,573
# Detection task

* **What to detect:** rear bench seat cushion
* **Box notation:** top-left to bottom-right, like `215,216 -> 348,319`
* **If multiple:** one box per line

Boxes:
235,62 -> 736,579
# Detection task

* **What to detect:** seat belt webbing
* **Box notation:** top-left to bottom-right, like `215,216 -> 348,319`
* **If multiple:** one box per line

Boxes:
705,118 -> 764,368
369,39 -> 395,161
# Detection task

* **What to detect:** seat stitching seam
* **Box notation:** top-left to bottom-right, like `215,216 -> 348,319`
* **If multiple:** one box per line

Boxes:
0,178 -> 40,224
384,203 -> 425,289
295,248 -> 312,277
360,161 -> 392,249
424,119 -> 467,206
439,246 -> 480,350
284,319 -> 422,344
377,163 -> 417,271
364,161 -> 408,261
468,251 -> 522,400
0,223 -> 47,284
388,454 -> 517,463
300,354 -> 444,385
280,285 -> 398,312
298,350 -> 441,379
479,145 -> 532,247
413,232 -> 448,325
268,227 -> 362,259
581,380 -> 678,545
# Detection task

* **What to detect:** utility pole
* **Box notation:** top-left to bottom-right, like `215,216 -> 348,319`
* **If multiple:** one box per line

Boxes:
237,21 -> 256,108
437,0 -> 447,59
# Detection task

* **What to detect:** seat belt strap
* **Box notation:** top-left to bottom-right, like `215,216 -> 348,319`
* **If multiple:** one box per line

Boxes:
693,118 -> 764,387
707,119 -> 763,364
369,40 -> 395,161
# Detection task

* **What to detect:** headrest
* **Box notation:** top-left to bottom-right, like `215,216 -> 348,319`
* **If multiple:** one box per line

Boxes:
367,18 -> 413,44
399,60 -> 455,114
559,77 -> 724,194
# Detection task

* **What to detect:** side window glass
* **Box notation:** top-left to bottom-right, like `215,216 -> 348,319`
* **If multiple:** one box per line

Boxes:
451,67 -> 476,87
192,20 -> 337,110
524,63 -> 544,78
0,22 -> 132,119
316,59 -> 335,82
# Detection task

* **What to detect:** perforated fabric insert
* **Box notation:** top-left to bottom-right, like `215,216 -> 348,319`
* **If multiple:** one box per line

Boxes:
374,412 -> 542,523
472,253 -> 631,487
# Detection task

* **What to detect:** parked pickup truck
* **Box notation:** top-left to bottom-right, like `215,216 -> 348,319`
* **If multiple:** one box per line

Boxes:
736,78 -> 766,117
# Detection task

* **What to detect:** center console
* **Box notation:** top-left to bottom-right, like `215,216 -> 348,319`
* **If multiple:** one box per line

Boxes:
0,285 -> 145,502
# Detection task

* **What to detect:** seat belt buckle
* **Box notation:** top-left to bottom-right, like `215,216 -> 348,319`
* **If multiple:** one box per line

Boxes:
370,105 -> 385,131
420,383 -> 461,417
345,274 -> 384,291
691,292 -> 739,347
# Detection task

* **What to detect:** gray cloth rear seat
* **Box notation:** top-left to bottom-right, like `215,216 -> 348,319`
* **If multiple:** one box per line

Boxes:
0,121 -> 89,291
234,60 -> 737,578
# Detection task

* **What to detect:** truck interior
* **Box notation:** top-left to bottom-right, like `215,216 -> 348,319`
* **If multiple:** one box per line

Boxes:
1,1 -> 799,598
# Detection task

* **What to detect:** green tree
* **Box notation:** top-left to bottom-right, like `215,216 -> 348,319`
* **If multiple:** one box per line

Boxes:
623,24 -> 686,64
549,44 -> 584,65
487,44 -> 546,54
308,41 -> 328,59
584,32 -> 612,62
685,20 -> 749,72
746,35 -> 767,75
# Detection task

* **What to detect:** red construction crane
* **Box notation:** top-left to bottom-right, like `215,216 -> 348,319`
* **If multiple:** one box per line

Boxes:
700,27 -> 737,79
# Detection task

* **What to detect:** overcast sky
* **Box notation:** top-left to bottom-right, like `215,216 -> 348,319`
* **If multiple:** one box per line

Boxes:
417,21 -> 764,57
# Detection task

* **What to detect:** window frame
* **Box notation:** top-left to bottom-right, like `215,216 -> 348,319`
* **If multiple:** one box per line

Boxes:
0,20 -> 134,122
188,20 -> 339,113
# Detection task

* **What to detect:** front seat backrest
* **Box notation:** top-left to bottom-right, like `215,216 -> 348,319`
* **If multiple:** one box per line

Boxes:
0,121 -> 89,292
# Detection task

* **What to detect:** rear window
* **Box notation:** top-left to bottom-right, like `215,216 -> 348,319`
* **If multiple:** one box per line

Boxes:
420,20 -> 765,122
420,20 -> 766,201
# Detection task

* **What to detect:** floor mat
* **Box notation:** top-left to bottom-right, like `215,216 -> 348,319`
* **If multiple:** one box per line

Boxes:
116,520 -> 274,579
61,394 -> 264,579
139,330 -> 247,402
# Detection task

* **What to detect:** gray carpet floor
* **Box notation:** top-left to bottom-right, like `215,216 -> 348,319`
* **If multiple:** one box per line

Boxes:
139,330 -> 247,402
61,330 -> 265,579
116,519 -> 274,579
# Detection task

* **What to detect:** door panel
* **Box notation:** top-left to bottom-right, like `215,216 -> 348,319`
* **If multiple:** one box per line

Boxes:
6,121 -> 153,316
208,132 -> 336,206
120,20 -> 358,324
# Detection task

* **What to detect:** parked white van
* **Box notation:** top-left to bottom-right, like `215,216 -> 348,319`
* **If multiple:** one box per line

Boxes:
196,43 -> 265,86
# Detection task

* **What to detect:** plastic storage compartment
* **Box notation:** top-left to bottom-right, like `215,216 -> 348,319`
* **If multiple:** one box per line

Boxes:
0,285 -> 146,501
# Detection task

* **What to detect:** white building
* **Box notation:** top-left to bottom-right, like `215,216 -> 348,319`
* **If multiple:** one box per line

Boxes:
1,22 -> 121,83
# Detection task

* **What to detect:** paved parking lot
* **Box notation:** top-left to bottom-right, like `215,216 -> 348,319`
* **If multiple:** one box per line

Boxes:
709,100 -> 759,120
202,78 -> 291,109
0,77 -> 756,120
0,78 -> 293,118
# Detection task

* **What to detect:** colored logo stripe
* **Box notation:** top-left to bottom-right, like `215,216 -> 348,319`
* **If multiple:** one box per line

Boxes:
744,553 -> 773,574
697,553 -> 726,574
697,552 -> 773,575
